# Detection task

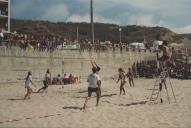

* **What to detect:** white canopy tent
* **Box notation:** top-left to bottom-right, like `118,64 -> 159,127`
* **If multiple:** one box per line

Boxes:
129,42 -> 146,50
153,40 -> 163,47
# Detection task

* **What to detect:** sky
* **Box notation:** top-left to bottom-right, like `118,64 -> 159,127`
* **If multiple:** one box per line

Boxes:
11,0 -> 191,34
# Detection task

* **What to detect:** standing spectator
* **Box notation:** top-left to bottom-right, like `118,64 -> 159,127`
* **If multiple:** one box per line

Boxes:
116,68 -> 126,95
126,68 -> 135,87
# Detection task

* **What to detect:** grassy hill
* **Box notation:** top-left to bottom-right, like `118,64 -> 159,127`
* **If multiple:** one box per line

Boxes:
10,19 -> 189,47
180,34 -> 191,40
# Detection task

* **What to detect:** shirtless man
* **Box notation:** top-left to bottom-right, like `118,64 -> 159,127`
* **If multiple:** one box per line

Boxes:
157,41 -> 172,69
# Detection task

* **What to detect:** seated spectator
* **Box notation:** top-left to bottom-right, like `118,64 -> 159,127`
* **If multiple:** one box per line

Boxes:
69,74 -> 75,84
52,77 -> 57,85
56,74 -> 63,85
63,73 -> 69,84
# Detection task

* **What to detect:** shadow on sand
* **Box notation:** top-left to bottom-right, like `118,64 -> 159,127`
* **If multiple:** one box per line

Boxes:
72,93 -> 117,99
101,93 -> 117,98
118,101 -> 147,107
8,98 -> 24,101
72,96 -> 86,99
63,106 -> 82,110
145,88 -> 158,91
102,100 -> 147,107
78,90 -> 87,94
32,91 -> 43,93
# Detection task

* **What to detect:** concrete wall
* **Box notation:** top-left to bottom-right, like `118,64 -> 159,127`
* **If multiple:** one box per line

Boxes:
0,46 -> 156,84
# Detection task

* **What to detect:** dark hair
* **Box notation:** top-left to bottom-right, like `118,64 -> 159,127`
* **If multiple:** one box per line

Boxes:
118,68 -> 124,72
46,69 -> 50,73
26,71 -> 32,80
92,67 -> 97,73
96,66 -> 101,72
28,72 -> 31,75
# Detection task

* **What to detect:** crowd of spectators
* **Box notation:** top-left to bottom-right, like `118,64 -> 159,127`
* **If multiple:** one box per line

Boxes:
51,73 -> 79,85
79,40 -> 147,52
0,31 -> 149,52
132,60 -> 158,78
170,61 -> 191,79
131,59 -> 191,80
1,33 -> 68,52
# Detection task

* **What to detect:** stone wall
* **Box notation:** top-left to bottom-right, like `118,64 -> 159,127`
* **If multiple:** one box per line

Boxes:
0,46 -> 156,84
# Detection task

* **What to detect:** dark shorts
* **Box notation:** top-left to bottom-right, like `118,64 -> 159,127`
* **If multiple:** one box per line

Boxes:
129,77 -> 133,81
25,86 -> 32,92
159,56 -> 170,62
43,80 -> 48,87
121,81 -> 126,86
88,87 -> 98,92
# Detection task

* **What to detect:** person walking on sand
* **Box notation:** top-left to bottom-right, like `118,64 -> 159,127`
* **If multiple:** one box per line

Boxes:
117,68 -> 126,95
82,67 -> 101,110
24,72 -> 36,100
126,68 -> 135,87
38,69 -> 51,93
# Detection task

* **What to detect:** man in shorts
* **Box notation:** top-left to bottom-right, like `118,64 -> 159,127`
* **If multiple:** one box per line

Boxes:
91,60 -> 101,95
82,67 -> 101,110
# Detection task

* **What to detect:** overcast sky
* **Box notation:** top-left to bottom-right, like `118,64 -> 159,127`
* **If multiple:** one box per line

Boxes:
11,0 -> 191,34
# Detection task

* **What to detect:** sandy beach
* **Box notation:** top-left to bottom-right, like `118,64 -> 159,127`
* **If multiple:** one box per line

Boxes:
0,78 -> 191,128
1,0 -> 191,127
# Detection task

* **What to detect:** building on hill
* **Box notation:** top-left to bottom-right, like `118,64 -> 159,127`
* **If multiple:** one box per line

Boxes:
0,0 -> 10,32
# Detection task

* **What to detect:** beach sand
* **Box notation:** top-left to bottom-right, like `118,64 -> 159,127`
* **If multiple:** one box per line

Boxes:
0,78 -> 191,128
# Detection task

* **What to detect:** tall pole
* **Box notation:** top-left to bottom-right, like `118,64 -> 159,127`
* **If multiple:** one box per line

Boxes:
8,0 -> 10,32
120,31 -> 121,43
90,0 -> 94,44
119,28 -> 122,43
77,26 -> 79,44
